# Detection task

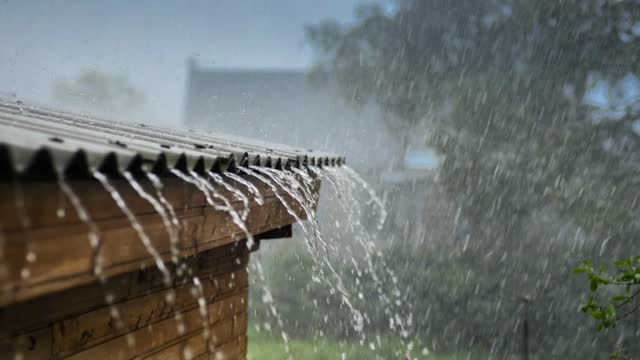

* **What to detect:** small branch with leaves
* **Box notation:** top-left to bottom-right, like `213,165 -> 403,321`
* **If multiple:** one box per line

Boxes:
574,256 -> 640,330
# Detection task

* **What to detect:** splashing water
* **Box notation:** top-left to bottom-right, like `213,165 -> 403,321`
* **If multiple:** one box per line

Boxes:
93,171 -> 172,287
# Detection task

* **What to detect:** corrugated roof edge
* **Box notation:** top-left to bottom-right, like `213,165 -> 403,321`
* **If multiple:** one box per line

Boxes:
0,99 -> 345,182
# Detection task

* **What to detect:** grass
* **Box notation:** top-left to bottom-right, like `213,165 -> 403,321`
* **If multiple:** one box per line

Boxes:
247,329 -> 479,360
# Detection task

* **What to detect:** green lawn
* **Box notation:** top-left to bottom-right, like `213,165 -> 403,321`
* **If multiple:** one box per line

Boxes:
247,330 -> 479,360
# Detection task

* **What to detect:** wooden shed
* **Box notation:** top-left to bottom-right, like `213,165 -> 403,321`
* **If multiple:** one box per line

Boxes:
0,99 -> 344,359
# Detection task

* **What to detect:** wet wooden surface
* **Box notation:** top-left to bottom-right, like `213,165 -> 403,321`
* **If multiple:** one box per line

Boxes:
0,174 -> 316,306
0,172 -> 318,359
0,242 -> 250,359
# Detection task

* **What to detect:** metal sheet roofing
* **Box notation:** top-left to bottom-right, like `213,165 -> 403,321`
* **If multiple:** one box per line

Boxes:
0,99 -> 345,181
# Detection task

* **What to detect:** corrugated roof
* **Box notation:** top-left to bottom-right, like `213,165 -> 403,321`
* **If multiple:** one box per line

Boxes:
0,99 -> 345,181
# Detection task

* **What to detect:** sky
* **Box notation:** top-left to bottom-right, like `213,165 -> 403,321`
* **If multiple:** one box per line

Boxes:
0,0 -> 365,123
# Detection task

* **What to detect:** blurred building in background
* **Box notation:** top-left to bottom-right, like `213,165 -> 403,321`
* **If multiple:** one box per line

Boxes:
182,60 -> 401,171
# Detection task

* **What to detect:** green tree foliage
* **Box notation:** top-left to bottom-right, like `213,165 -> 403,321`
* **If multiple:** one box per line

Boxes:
302,0 -> 640,357
575,257 -> 640,330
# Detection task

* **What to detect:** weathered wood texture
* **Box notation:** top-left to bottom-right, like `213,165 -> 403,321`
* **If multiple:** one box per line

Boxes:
0,174 -> 315,305
0,173 -> 319,359
0,241 -> 250,360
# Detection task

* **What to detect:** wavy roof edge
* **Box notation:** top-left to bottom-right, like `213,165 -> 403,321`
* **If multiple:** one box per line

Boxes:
0,99 -> 345,182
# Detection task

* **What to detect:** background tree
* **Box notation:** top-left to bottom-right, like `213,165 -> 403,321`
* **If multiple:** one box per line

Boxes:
302,0 -> 640,357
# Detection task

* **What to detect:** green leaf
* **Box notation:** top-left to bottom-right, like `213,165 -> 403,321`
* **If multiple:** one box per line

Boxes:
592,309 -> 604,320
573,267 -> 588,274
606,304 -> 616,319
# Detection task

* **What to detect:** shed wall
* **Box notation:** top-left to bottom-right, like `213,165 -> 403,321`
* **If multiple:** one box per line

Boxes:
0,241 -> 250,360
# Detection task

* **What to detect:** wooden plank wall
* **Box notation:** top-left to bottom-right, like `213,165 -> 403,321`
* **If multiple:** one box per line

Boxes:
0,241 -> 250,360
0,174 -> 315,305
0,172 -> 318,359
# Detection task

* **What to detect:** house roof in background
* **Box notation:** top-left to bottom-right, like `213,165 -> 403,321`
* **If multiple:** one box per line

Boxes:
183,65 -> 401,171
0,99 -> 344,181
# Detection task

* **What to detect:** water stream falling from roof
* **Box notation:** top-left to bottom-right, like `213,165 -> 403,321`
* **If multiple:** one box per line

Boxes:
224,171 -> 265,206
339,166 -> 387,231
146,172 -> 181,264
55,171 -> 130,352
56,171 -> 103,276
123,171 -> 178,264
170,169 -> 222,207
203,171 -> 293,357
190,171 -> 255,249
237,166 -> 312,245
208,171 -> 250,221
249,167 -> 326,250
170,169 -> 255,249
322,167 -> 414,352
100,170 -> 200,344
240,166 -> 367,344
93,171 -> 173,287
123,170 -> 190,324
168,169 -> 276,355
290,167 -> 319,203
